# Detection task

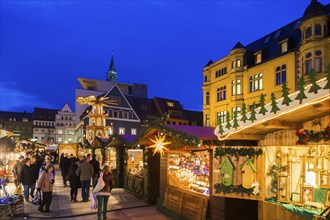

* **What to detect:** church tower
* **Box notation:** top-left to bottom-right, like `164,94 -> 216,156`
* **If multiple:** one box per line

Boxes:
106,55 -> 117,82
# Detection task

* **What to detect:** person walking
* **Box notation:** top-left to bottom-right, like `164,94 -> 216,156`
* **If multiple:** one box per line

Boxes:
59,153 -> 71,187
20,158 -> 37,202
37,164 -> 55,213
67,158 -> 80,202
76,156 -> 94,202
12,155 -> 24,187
95,165 -> 113,220
90,155 -> 100,187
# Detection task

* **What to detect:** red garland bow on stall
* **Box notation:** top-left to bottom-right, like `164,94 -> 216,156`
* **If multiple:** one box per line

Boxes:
296,125 -> 330,145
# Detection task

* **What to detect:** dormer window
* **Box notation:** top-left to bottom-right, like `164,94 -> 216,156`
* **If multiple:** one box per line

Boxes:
280,41 -> 288,53
166,101 -> 174,107
274,30 -> 281,39
255,52 -> 262,64
236,59 -> 241,67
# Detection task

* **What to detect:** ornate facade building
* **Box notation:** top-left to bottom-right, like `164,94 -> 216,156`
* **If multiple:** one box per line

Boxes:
202,0 -> 330,127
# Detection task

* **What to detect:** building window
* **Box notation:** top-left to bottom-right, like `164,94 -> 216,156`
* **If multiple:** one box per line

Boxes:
131,128 -> 137,135
108,127 -> 113,135
236,59 -> 241,67
274,30 -> 281,39
217,86 -> 226,102
166,101 -> 174,107
215,67 -> 227,78
23,118 -> 29,122
305,52 -> 312,75
232,60 -> 235,68
204,75 -> 208,82
119,127 -> 125,135
315,24 -> 321,36
113,111 -> 118,118
255,53 -> 262,64
232,79 -> 242,95
249,73 -> 263,92
280,41 -> 288,53
315,50 -> 322,73
232,106 -> 242,115
58,137 -> 62,142
123,112 -> 128,119
275,65 -> 287,85
58,130 -> 63,134
205,114 -> 210,127
306,27 -> 312,39
217,111 -> 226,124
205,92 -> 210,105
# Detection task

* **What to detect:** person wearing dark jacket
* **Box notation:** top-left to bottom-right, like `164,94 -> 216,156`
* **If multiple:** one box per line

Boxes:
76,156 -> 94,202
37,164 -> 55,213
68,158 -> 80,202
20,158 -> 37,202
12,155 -> 24,186
90,155 -> 100,187
95,165 -> 113,220
59,153 -> 71,187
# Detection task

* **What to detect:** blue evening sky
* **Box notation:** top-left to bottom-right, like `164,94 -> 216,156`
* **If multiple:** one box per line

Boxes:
1,0 -> 328,113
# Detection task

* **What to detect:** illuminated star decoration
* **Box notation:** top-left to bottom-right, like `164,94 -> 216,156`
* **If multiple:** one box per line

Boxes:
147,134 -> 171,156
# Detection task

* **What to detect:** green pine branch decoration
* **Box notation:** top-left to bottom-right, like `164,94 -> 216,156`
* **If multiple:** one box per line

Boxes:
281,82 -> 292,106
296,125 -> 330,145
295,77 -> 307,104
259,93 -> 268,115
308,68 -> 321,94
324,64 -> 330,89
270,92 -> 280,114
214,183 -> 255,196
214,147 -> 263,158
241,103 -> 248,123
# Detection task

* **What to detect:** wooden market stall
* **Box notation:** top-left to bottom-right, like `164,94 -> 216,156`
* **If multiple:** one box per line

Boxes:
215,77 -> 330,220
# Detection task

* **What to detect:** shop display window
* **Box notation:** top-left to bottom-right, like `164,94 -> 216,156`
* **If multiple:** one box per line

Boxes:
105,147 -> 117,169
127,149 -> 144,177
168,151 -> 210,195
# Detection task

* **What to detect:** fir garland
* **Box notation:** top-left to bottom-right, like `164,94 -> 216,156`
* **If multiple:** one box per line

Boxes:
296,125 -> 330,145
214,183 -> 254,196
214,147 -> 263,158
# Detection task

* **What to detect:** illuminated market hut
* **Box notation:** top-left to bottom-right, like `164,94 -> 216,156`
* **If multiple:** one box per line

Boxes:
215,76 -> 330,220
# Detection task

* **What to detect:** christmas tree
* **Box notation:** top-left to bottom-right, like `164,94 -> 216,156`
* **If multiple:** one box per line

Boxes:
217,117 -> 224,135
270,92 -> 280,114
323,64 -> 330,89
249,102 -> 257,122
308,68 -> 321,94
232,111 -> 239,129
281,82 -> 292,106
225,112 -> 231,129
241,103 -> 248,123
259,93 -> 268,115
295,77 -> 307,104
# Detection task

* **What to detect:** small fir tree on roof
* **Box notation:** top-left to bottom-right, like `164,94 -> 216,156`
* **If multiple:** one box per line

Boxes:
281,82 -> 292,106
232,111 -> 239,129
295,76 -> 307,104
270,92 -> 280,114
225,112 -> 231,129
217,116 -> 224,135
323,64 -> 330,89
241,103 -> 248,123
259,93 -> 268,115
308,68 -> 321,94
249,102 -> 257,122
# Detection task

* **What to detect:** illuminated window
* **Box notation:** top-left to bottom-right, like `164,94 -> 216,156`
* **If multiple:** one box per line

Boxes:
232,79 -> 242,95
166,101 -> 174,107
275,65 -> 287,85
205,114 -> 210,127
58,130 -> 63,134
232,106 -> 242,115
23,118 -> 29,122
249,73 -> 263,92
255,53 -> 262,64
217,111 -> 226,124
119,127 -> 125,135
131,128 -> 137,135
280,41 -> 288,53
58,137 -> 62,142
108,127 -> 113,135
232,60 -> 236,68
236,59 -> 241,67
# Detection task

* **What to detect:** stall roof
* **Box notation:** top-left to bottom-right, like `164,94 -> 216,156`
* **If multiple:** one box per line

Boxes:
166,125 -> 218,141
216,78 -> 330,141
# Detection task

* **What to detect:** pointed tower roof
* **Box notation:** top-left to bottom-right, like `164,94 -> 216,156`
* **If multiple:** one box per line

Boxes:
106,54 -> 117,82
204,59 -> 214,67
303,0 -> 327,20
231,41 -> 244,50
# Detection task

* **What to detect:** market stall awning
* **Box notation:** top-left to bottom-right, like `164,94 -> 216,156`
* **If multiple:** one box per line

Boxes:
216,78 -> 330,141
166,125 -> 218,141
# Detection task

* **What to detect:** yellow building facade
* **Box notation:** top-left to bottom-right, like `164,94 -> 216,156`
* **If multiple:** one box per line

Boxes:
202,0 -> 330,127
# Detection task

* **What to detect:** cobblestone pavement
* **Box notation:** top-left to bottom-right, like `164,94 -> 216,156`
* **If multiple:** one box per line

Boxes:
5,166 -> 170,220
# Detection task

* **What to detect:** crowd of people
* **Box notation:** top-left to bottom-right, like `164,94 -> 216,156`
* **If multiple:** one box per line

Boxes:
12,150 -> 113,219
